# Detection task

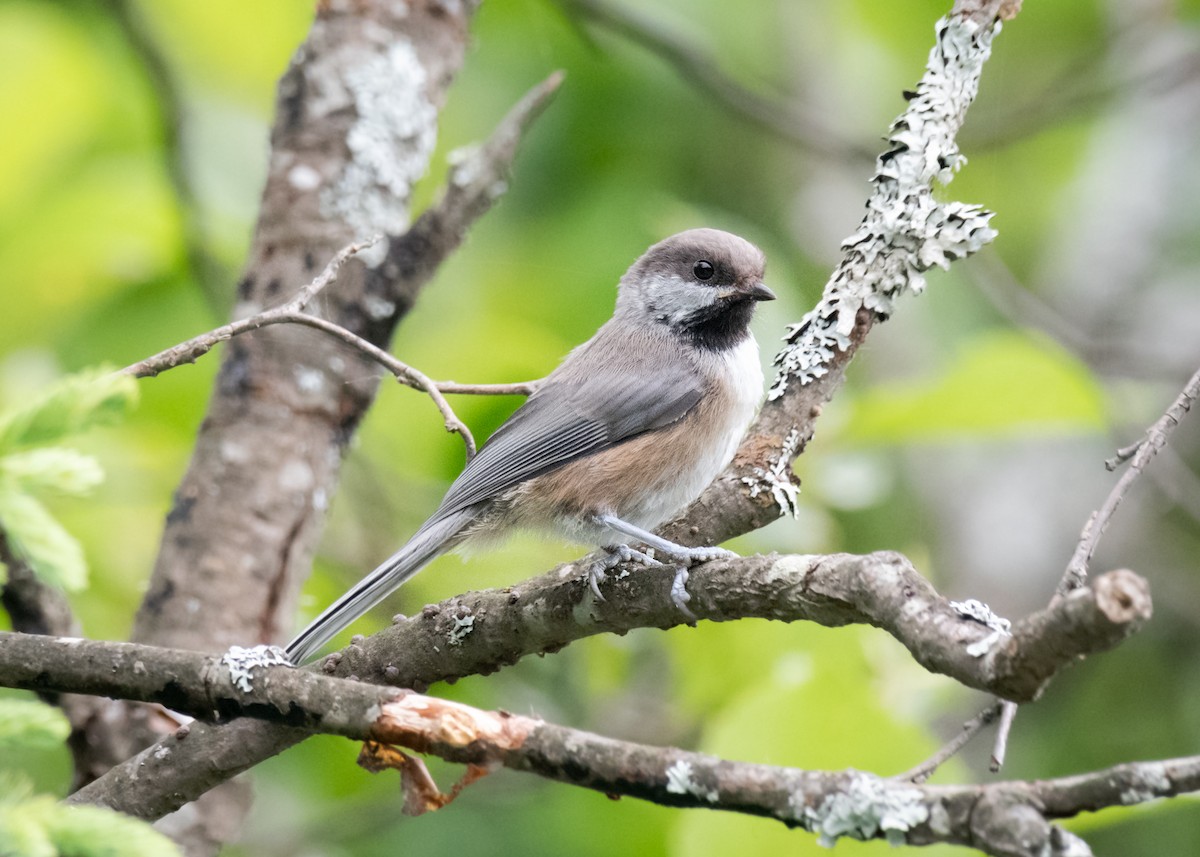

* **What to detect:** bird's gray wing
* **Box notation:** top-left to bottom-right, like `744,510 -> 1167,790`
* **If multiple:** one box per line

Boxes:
433,334 -> 702,517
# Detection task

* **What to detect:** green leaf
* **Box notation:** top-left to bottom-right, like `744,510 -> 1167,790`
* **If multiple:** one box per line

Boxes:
0,699 -> 70,751
0,796 -> 56,857
0,770 -> 35,804
845,331 -> 1106,444
45,802 -> 182,857
0,448 -> 104,496
0,796 -> 182,857
0,367 -> 137,452
0,490 -> 87,590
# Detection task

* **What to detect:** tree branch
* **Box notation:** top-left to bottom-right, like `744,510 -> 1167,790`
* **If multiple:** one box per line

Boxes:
63,2 -> 1028,821
1,630 -> 1185,855
60,550 -> 1150,817
658,8 -> 1002,549
121,237 -> 487,457
122,69 -> 565,461
895,701 -> 1003,784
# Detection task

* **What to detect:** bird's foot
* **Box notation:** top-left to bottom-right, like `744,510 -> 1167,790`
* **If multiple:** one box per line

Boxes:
587,544 -> 663,601
586,544 -> 700,623
660,544 -> 738,567
586,515 -> 734,623
669,565 -> 697,623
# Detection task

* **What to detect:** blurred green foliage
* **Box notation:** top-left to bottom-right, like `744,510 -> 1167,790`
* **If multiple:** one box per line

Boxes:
0,368 -> 138,590
0,701 -> 179,856
2,0 -> 1199,853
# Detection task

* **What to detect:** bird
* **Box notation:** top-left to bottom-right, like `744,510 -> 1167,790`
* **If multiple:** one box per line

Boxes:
285,228 -> 775,663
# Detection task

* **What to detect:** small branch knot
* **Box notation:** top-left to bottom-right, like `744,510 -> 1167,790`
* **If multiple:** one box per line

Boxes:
1093,569 -> 1152,626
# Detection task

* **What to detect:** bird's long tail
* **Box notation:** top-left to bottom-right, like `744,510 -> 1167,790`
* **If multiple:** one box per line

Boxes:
285,509 -> 476,663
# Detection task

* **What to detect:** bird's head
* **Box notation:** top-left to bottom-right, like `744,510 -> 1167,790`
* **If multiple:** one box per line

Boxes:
616,228 -> 774,348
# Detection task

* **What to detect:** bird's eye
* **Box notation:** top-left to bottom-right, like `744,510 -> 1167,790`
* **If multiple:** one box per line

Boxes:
693,260 -> 715,281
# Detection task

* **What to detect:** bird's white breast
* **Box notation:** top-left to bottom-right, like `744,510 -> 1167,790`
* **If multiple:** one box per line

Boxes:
623,335 -> 763,530
696,336 -> 763,489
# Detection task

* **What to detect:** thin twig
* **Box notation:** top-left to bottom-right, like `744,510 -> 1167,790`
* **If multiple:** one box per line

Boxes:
120,238 -> 378,380
119,237 -> 501,459
436,380 -> 540,396
989,700 -> 1019,772
895,700 -> 1003,784
1106,439 -> 1145,471
1060,363 -> 1200,594
278,313 -> 478,458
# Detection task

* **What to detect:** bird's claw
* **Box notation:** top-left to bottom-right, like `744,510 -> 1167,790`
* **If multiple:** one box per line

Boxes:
670,566 -> 697,623
675,545 -> 737,566
585,543 -> 703,622
587,545 -> 662,601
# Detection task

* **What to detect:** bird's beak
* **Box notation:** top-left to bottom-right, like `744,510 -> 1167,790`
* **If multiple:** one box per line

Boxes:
746,282 -> 776,301
718,282 -> 776,302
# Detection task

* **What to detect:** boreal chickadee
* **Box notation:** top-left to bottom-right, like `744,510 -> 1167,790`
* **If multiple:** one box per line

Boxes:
286,228 -> 774,662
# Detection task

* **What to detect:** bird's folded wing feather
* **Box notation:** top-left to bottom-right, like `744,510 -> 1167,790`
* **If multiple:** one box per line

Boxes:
434,335 -> 703,516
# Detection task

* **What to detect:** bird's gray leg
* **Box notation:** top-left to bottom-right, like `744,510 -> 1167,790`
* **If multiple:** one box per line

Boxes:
593,514 -> 737,566
591,514 -> 736,615
588,544 -> 663,601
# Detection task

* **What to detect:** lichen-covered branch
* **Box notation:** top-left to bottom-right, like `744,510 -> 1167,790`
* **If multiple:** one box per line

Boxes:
121,224 -> 551,459
4,631 -> 1186,855
660,6 -> 1010,549
78,2 -> 567,850
62,550 -> 1150,817
0,633 -> 400,740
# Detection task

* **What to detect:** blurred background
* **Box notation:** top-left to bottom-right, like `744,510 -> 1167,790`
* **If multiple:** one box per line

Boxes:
2,0 -> 1199,853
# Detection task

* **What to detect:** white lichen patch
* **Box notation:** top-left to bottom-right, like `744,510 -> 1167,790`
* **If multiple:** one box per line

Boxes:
363,294 -> 397,321
222,645 -> 292,693
448,611 -> 475,646
287,163 -> 322,191
951,598 -> 1013,657
742,426 -> 802,517
951,598 -> 1011,632
797,771 -> 928,847
295,366 -> 326,394
1119,761 -> 1171,805
664,759 -> 719,803
446,142 -> 483,188
320,39 -> 436,265
770,16 -> 999,400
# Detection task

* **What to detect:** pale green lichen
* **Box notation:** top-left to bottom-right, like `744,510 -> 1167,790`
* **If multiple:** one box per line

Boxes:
448,612 -> 475,646
795,771 -> 928,847
222,645 -> 291,693
741,426 -> 802,518
770,16 -> 998,400
320,39 -> 436,266
664,760 -> 719,804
